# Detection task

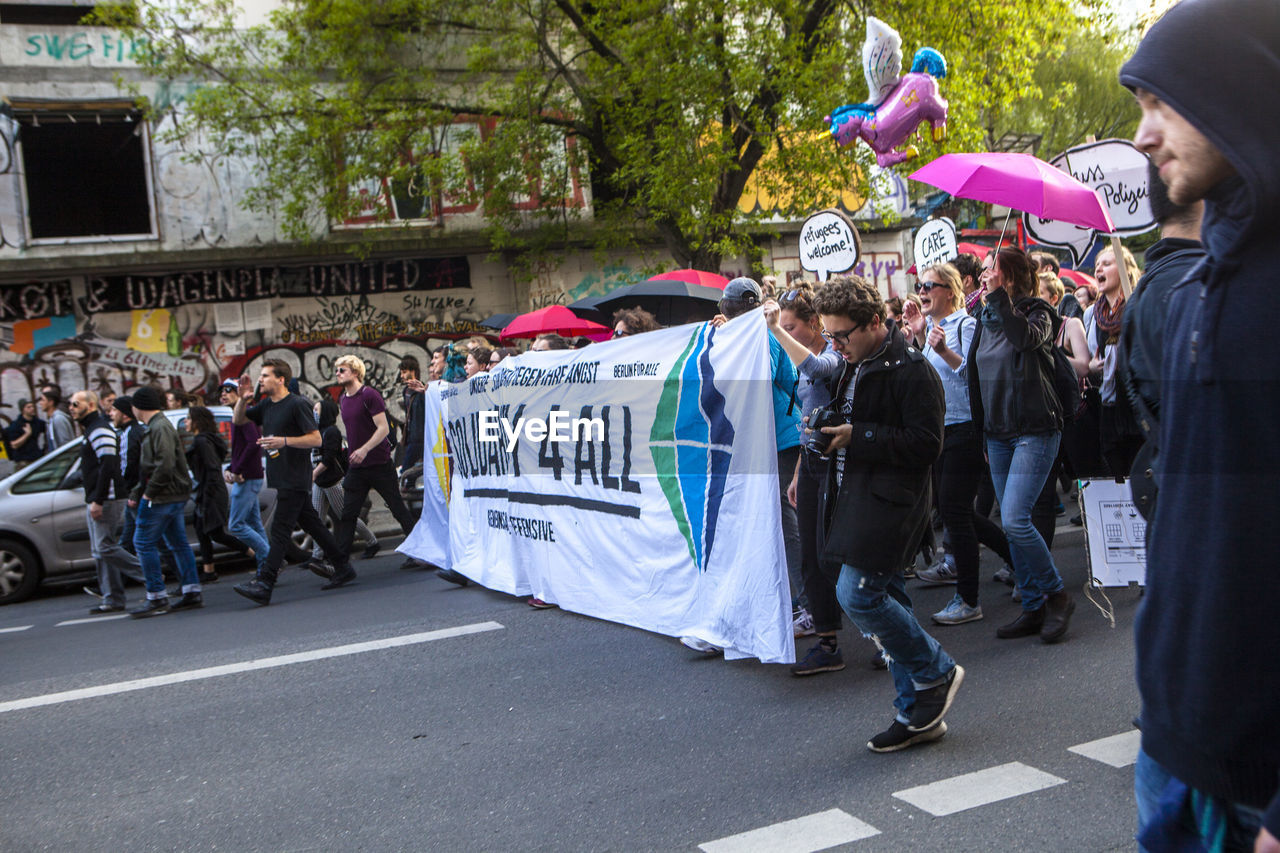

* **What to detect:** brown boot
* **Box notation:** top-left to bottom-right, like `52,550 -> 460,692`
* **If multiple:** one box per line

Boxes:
995,607 -> 1045,639
1040,590 -> 1076,644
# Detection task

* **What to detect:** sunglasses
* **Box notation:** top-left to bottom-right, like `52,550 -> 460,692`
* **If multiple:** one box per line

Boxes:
915,281 -> 942,293
780,289 -> 804,303
335,367 -> 351,374
613,329 -> 630,339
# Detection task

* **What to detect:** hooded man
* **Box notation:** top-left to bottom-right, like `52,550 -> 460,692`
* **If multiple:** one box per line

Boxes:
72,391 -> 142,614
1120,1 -> 1280,848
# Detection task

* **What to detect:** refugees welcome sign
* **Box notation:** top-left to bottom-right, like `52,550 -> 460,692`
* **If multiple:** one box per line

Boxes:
401,313 -> 794,663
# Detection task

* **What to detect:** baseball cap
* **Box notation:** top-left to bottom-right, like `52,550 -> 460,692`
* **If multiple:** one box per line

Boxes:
722,277 -> 762,303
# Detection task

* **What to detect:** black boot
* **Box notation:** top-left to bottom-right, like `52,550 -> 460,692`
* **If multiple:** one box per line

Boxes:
1040,590 -> 1076,644
996,607 -> 1045,639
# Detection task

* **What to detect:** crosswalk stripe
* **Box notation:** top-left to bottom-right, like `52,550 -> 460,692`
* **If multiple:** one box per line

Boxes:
698,808 -> 879,853
1068,730 -> 1141,767
892,762 -> 1066,816
0,625 -> 33,633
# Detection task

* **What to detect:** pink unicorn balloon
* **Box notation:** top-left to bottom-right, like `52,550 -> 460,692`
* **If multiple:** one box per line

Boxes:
826,18 -> 949,168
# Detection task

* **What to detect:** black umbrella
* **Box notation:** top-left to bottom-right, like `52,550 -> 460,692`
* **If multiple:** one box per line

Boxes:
479,313 -> 518,331
565,295 -> 610,326
592,280 -> 724,327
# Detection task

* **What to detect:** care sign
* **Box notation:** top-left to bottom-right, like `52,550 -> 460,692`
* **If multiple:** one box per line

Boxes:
912,217 -> 958,271
1023,139 -> 1157,265
399,313 -> 795,663
799,209 -> 861,281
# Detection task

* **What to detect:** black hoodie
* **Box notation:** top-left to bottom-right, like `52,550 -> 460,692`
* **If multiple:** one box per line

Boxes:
1120,0 -> 1280,833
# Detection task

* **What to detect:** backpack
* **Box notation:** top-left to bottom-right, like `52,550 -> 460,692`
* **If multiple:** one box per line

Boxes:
315,425 -> 349,488
1050,345 -> 1085,423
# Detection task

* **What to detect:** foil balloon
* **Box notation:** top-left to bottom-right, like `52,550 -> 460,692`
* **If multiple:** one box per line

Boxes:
826,17 -> 949,168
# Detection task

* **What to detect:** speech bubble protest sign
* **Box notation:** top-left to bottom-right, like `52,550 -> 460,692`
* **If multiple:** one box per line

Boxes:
799,209 -> 861,282
913,217 -> 958,271
1022,139 -> 1156,265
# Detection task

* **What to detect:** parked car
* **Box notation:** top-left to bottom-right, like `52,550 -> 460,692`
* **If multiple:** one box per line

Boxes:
0,406 -> 279,604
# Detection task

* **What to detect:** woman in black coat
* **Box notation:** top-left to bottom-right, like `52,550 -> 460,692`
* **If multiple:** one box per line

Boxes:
186,406 -> 252,583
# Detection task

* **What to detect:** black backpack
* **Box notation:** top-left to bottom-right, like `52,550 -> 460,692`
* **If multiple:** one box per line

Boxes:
1050,345 -> 1085,423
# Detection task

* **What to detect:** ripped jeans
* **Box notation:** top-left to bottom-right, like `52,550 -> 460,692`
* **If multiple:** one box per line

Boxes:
836,563 -> 956,722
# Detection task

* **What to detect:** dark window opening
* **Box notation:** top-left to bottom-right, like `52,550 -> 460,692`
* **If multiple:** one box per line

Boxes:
0,4 -> 95,25
18,113 -> 153,239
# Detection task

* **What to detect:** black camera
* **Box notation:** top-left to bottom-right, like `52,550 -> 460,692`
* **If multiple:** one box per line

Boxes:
807,405 -> 845,454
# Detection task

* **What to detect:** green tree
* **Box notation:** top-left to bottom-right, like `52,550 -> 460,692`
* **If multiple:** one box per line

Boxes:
100,0 -> 1091,270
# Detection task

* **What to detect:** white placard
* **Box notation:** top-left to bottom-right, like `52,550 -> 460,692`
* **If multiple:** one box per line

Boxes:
1023,139 -> 1157,265
913,217 -> 958,271
1080,478 -> 1146,587
799,209 -> 861,282
215,302 -> 245,334
242,299 -> 273,332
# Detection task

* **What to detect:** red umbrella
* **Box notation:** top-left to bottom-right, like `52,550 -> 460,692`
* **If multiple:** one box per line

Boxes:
499,305 -> 611,341
1059,268 -> 1098,290
648,269 -> 730,289
956,241 -> 992,258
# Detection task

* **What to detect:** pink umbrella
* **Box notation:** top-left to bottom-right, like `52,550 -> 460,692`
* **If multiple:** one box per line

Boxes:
910,153 -> 1115,233
499,305 -> 611,341
648,268 -> 730,289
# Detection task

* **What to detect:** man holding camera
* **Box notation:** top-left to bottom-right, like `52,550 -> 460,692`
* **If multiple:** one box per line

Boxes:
812,276 -> 963,752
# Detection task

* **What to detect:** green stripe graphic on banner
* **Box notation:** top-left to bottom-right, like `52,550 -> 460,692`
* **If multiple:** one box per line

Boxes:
651,329 -> 700,567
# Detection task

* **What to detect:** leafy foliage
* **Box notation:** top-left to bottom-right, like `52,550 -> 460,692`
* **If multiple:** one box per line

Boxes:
96,0 -> 1101,269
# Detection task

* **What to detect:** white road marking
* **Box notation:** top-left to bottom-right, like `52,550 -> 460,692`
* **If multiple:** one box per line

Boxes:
699,808 -> 879,853
0,621 -> 504,714
1068,730 -> 1141,767
892,762 -> 1066,816
56,615 -> 130,627
0,625 -> 33,633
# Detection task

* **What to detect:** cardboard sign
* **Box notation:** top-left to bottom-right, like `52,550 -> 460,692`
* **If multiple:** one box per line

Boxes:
799,209 -> 861,282
1023,139 -> 1157,265
1080,478 -> 1146,587
913,217 -> 958,272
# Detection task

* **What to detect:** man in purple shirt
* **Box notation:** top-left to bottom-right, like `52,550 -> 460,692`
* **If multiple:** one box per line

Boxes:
332,355 -> 418,559
220,379 -> 270,575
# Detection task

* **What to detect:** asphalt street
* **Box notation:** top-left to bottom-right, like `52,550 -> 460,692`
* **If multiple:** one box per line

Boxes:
1,519 -> 1142,852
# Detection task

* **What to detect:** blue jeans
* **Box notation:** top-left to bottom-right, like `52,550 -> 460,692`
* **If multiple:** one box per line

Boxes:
1135,748 -> 1265,851
133,499 -> 199,598
228,478 -> 269,570
836,564 -> 956,722
986,432 -> 1064,611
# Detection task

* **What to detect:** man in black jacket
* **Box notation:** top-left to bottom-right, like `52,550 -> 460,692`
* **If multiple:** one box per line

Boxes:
111,396 -> 146,556
72,391 -> 141,615
812,276 -> 962,753
1121,1 -> 1280,849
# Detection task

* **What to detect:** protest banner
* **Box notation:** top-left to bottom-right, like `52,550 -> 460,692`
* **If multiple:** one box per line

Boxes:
1022,139 -> 1157,266
912,217 -> 958,271
400,313 -> 794,663
397,381 -> 453,570
799,209 -> 861,282
1080,478 -> 1146,587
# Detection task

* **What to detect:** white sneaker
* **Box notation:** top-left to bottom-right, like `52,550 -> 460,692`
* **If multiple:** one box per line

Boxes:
793,609 -> 816,638
932,594 -> 984,625
917,559 -> 959,585
679,636 -> 722,655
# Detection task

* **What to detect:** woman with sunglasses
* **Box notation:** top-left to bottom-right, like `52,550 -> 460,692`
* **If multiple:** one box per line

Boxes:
901,265 -> 1013,626
967,247 -> 1075,644
763,284 -> 852,673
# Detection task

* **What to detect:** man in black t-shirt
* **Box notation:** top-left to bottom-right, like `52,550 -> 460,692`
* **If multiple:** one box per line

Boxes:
231,359 -> 354,606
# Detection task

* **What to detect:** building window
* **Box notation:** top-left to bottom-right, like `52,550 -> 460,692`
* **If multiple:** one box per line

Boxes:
14,104 -> 156,242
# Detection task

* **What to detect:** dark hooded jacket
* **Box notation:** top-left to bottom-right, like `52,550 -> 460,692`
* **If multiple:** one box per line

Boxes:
186,431 -> 230,534
1120,0 -> 1280,833
966,287 -> 1064,440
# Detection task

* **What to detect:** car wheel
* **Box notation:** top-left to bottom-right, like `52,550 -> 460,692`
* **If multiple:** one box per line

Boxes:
0,539 -> 42,605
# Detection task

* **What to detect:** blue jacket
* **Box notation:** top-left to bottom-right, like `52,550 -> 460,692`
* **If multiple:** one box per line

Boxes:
1120,0 -> 1280,833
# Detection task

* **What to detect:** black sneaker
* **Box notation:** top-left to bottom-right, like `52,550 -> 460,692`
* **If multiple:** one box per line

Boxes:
436,568 -> 469,587
790,642 -> 846,676
867,719 -> 948,753
129,598 -> 170,619
362,542 -> 381,560
170,592 -> 204,611
906,665 -> 965,732
303,558 -> 336,580
320,565 -> 357,590
198,571 -> 219,585
233,579 -> 273,606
